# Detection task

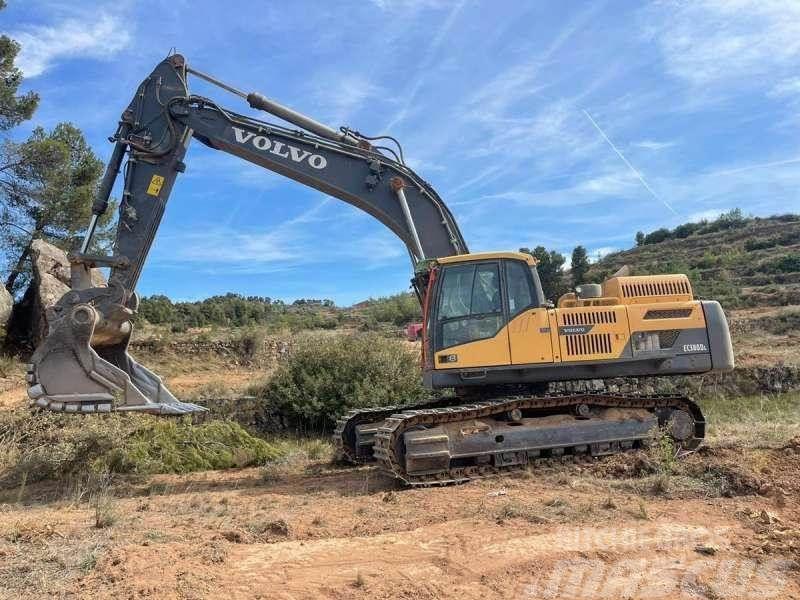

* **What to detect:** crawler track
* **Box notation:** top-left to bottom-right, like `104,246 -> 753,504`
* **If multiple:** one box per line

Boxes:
333,395 -> 461,463
372,391 -> 704,486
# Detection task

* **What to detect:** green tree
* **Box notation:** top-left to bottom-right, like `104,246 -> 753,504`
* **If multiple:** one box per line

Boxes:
570,245 -> 590,287
0,6 -> 110,293
1,123 -> 115,292
520,246 -> 567,302
0,2 -> 39,131
643,227 -> 671,245
364,292 -> 421,325
635,231 -> 645,246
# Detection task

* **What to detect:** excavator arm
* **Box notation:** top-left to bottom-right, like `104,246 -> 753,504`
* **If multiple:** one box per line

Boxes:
27,54 -> 467,414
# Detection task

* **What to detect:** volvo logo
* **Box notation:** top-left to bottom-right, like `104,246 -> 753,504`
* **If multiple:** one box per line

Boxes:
558,325 -> 594,335
231,127 -> 327,169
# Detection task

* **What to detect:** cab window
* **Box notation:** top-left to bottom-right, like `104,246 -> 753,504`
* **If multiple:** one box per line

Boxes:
505,260 -> 534,318
436,262 -> 504,349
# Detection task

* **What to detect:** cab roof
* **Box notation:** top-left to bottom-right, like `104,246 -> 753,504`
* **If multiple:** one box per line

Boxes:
436,251 -> 538,266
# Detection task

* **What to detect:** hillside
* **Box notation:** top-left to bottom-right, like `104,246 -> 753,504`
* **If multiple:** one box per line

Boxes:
586,213 -> 800,308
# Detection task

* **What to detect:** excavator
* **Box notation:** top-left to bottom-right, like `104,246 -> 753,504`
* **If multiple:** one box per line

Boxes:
27,54 -> 734,485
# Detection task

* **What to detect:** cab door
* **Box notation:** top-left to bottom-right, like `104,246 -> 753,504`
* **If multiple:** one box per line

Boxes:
433,261 -> 511,368
505,259 -> 555,365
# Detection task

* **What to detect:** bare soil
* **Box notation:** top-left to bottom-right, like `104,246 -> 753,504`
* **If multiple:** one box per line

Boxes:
0,443 -> 798,600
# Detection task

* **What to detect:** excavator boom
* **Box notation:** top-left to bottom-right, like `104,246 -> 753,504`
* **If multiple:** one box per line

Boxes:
27,54 -> 467,414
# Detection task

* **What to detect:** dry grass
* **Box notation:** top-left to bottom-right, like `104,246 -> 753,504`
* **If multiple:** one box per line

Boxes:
700,392 -> 800,447
260,437 -> 334,483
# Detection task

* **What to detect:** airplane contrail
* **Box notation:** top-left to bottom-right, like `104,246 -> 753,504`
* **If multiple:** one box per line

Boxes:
708,156 -> 800,177
583,109 -> 678,215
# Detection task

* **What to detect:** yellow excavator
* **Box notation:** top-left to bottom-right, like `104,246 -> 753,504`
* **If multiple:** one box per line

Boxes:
27,55 -> 733,485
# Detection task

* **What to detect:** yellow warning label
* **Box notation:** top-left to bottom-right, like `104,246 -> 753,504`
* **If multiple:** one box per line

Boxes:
146,174 -> 165,196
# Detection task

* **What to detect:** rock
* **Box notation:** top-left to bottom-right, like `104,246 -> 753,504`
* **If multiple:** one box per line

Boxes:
759,483 -> 774,497
7,240 -> 107,348
759,510 -> 778,525
29,239 -> 106,289
694,544 -> 719,556
0,285 -> 12,329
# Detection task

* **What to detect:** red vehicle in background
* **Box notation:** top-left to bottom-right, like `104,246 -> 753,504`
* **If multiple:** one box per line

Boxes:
405,322 -> 423,341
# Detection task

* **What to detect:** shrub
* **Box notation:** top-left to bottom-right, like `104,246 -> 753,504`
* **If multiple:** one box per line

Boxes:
754,310 -> 800,335
761,254 -> 800,274
104,419 -> 285,474
745,237 -> 778,252
363,293 -> 421,326
256,332 -> 428,431
0,410 -> 286,487
235,327 -> 265,364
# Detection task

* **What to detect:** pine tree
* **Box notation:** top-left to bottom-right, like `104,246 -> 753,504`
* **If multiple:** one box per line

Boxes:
519,246 -> 567,302
635,231 -> 645,246
0,5 -> 112,292
0,2 -> 39,131
1,124 -> 116,292
570,245 -> 590,287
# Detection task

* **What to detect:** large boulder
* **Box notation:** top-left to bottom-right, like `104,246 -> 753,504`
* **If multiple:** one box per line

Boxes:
0,285 -> 12,330
29,239 -> 106,289
6,240 -> 107,349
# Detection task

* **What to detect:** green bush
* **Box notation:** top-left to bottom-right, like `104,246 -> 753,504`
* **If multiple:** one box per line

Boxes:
256,332 -> 428,431
0,410 -> 286,487
761,254 -> 800,274
744,237 -> 778,252
362,292 -> 421,326
754,310 -> 800,335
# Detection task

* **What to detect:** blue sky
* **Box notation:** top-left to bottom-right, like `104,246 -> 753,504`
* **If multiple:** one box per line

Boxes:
5,0 -> 800,305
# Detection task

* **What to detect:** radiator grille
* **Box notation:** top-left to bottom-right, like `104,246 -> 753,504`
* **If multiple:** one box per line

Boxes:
561,310 -> 617,326
658,329 -> 681,348
644,308 -> 693,319
622,279 -> 691,298
565,333 -> 613,356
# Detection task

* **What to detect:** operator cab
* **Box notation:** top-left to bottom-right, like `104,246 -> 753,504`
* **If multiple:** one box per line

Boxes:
419,252 -> 547,372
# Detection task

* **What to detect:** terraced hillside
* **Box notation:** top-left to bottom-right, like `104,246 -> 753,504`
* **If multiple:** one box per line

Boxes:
587,214 -> 800,308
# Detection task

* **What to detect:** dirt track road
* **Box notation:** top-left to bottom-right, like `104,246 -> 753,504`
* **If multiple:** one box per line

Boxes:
2,444 -> 798,600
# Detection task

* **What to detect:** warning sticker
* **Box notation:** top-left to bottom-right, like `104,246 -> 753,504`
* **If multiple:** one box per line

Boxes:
146,174 -> 165,196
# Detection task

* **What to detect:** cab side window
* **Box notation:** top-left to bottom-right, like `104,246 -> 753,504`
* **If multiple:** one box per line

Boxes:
437,262 -> 504,349
505,260 -> 534,318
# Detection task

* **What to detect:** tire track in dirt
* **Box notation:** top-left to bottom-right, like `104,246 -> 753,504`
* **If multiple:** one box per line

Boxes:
214,518 -> 795,599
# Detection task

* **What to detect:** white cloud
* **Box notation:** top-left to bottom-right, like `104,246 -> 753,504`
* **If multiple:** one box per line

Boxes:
368,0 -> 450,9
631,140 -> 676,151
382,0 -> 466,131
152,197 -> 407,274
704,157 -> 800,177
575,171 -> 638,196
307,73 -> 386,126
646,0 -> 800,88
687,208 -> 727,223
12,12 -> 131,78
769,77 -> 800,100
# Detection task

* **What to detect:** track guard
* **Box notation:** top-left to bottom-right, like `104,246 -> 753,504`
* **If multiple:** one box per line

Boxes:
27,293 -> 206,415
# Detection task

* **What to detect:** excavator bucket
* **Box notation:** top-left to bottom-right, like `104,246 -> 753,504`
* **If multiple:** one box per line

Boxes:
27,274 -> 206,415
